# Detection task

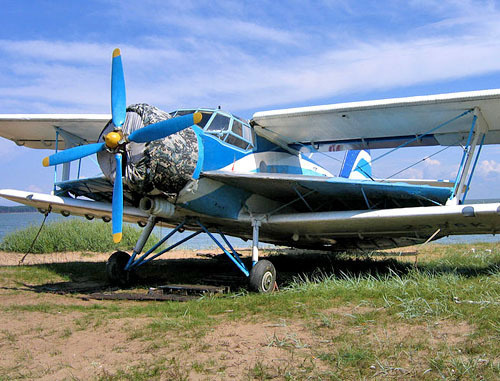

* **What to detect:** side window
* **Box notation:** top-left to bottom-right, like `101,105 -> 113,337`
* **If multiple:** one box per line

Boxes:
242,123 -> 252,142
207,114 -> 230,132
232,120 -> 243,136
226,134 -> 248,150
233,119 -> 254,150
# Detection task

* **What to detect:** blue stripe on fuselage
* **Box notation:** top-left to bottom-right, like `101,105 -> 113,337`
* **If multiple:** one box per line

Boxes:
197,129 -> 250,171
192,126 -> 205,179
180,184 -> 251,219
192,126 -> 331,176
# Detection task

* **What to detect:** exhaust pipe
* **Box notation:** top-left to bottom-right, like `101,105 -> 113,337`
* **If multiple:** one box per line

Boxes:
139,197 -> 175,218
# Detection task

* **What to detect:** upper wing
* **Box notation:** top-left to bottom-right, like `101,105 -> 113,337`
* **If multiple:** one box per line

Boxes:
202,171 -> 452,211
0,114 -> 111,149
252,89 -> 500,150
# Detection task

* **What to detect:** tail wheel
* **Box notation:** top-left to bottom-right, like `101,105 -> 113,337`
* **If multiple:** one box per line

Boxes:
106,251 -> 132,286
249,260 -> 276,293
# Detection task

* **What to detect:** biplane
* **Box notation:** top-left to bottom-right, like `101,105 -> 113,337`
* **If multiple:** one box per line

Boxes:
1,48 -> 500,292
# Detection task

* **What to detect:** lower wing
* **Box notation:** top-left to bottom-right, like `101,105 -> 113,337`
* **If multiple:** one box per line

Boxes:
0,189 -> 148,225
262,203 -> 500,241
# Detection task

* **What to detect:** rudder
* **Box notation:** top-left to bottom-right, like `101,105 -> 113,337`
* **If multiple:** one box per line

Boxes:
339,150 -> 372,180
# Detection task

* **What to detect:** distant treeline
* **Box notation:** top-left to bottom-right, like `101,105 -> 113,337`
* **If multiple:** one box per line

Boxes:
0,205 -> 37,213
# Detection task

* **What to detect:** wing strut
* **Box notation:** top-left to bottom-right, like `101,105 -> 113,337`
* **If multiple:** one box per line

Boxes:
448,107 -> 489,205
123,219 -> 250,277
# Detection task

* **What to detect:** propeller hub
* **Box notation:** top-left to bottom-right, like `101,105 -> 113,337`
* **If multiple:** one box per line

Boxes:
105,131 -> 122,149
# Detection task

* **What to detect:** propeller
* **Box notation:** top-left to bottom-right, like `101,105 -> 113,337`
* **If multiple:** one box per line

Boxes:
111,49 -> 126,128
42,142 -> 105,167
43,48 -> 202,243
112,153 -> 123,243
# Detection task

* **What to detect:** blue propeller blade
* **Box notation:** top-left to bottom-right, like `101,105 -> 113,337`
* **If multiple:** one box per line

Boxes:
112,153 -> 123,243
128,112 -> 202,143
111,48 -> 126,128
43,142 -> 106,167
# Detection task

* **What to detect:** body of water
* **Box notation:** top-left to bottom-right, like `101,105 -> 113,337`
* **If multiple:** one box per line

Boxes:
0,212 -> 498,250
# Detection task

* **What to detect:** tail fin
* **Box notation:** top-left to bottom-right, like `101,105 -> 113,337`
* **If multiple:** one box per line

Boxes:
340,149 -> 372,180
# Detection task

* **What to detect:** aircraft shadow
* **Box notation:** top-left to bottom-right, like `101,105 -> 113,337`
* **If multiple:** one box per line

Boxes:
15,249 -> 499,296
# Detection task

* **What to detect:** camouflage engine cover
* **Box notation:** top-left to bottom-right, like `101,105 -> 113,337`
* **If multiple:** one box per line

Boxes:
97,104 -> 199,196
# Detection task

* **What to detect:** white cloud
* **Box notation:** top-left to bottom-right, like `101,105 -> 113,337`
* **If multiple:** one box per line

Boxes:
372,146 -> 461,181
401,168 -> 424,179
478,159 -> 500,176
425,158 -> 441,166
157,16 -> 305,46
1,0 -> 500,116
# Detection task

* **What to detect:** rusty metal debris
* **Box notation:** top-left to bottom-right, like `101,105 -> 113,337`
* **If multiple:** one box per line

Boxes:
85,283 -> 229,302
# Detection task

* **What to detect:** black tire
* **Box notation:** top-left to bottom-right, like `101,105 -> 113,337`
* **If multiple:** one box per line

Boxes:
249,260 -> 276,293
106,251 -> 132,286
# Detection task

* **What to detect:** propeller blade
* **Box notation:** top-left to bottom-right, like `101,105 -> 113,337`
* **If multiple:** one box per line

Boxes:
42,142 -> 106,167
128,112 -> 202,143
111,48 -> 126,128
112,153 -> 123,243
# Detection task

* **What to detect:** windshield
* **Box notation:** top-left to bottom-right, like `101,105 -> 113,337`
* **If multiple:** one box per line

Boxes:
171,109 -> 254,150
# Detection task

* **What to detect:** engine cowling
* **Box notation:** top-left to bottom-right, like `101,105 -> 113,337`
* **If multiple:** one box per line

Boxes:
97,104 -> 199,196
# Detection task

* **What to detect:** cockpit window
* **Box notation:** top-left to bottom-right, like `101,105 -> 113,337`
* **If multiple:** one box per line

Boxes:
207,113 -> 230,132
240,121 -> 253,142
196,111 -> 213,129
172,109 -> 254,151
232,120 -> 243,136
225,133 -> 248,149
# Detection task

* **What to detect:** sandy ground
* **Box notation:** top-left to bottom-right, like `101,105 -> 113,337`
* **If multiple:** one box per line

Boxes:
0,250 -> 479,380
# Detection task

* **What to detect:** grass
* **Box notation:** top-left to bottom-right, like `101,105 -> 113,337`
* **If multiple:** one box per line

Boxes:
0,219 -> 160,253
0,242 -> 499,379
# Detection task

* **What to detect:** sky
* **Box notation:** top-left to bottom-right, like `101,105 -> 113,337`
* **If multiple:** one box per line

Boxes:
2,0 -> 500,205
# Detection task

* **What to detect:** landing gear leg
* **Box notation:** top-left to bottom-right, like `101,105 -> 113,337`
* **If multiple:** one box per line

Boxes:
251,219 -> 261,267
106,216 -> 157,286
249,219 -> 277,293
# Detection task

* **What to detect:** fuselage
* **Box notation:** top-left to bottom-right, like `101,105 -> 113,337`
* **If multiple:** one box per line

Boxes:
103,106 -> 332,220
77,105 -> 452,250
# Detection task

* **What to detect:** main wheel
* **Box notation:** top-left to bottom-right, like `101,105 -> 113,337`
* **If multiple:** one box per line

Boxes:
106,251 -> 132,286
249,260 -> 276,293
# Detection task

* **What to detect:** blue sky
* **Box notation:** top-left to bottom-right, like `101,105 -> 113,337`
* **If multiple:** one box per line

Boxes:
1,0 -> 500,205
